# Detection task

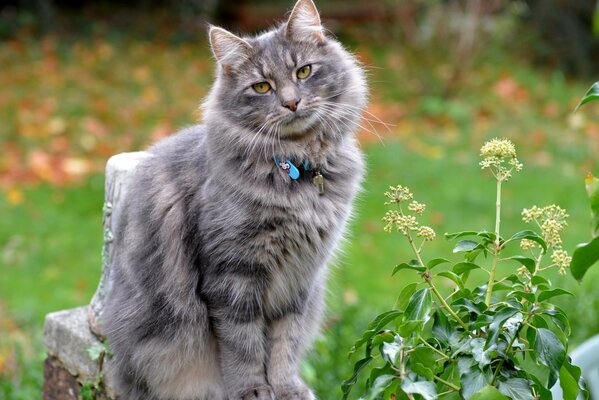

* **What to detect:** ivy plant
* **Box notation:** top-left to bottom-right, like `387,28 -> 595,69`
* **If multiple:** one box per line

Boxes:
343,139 -> 588,400
571,81 -> 599,281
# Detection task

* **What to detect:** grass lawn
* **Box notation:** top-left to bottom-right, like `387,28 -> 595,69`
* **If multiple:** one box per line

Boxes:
2,33 -> 599,399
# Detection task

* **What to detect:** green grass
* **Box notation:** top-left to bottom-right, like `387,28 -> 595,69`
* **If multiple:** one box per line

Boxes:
3,30 -> 599,400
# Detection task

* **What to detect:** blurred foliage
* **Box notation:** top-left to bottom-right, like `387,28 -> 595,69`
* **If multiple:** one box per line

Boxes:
2,2 -> 599,399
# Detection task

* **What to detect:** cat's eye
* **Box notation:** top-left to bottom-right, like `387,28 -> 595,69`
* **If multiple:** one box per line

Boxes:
296,65 -> 311,79
252,82 -> 271,94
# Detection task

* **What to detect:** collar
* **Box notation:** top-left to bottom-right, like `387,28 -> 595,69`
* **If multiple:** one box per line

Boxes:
273,156 -> 313,180
274,156 -> 325,195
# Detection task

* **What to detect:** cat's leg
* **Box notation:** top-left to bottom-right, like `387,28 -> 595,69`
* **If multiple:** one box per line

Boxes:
204,275 -> 275,400
266,283 -> 324,400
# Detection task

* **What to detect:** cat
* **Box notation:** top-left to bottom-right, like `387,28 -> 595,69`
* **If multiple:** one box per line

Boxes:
103,0 -> 367,399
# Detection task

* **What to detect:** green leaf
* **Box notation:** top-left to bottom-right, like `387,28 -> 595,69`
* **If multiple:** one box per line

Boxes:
410,347 -> 436,380
87,344 -> 105,361
405,288 -> 433,322
438,271 -> 464,289
470,385 -> 508,400
506,256 -> 536,275
537,288 -> 573,302
542,308 -> 571,336
585,173 -> 599,237
445,231 -> 479,240
509,290 -> 535,303
400,373 -> 437,400
80,382 -> 95,400
453,240 -> 480,253
366,374 -> 395,400
427,257 -> 451,269
470,338 -> 494,368
531,275 -> 550,290
341,356 -> 373,399
393,262 -> 425,276
571,236 -> 599,281
575,82 -> 599,111
398,320 -> 423,337
453,262 -> 481,275
432,308 -> 454,345
534,328 -> 566,388
351,310 -> 403,355
498,378 -> 534,400
381,340 -> 402,364
559,357 -> 589,400
460,367 -> 492,400
505,230 -> 547,252
485,308 -> 520,349
395,283 -> 419,311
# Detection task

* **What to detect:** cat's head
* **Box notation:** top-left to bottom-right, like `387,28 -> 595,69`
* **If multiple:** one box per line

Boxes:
202,0 -> 367,155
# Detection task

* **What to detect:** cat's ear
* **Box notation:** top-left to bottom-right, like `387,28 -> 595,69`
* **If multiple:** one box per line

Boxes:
209,25 -> 253,72
285,0 -> 324,43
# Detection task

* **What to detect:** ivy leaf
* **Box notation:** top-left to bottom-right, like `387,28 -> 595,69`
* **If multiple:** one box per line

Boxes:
506,256 -> 536,274
381,340 -> 402,365
351,310 -> 403,356
505,230 -> 547,252
498,378 -> 534,400
410,347 -> 436,380
432,309 -> 453,344
470,338 -> 495,368
87,344 -> 105,361
427,257 -> 451,269
400,373 -> 437,400
571,236 -> 599,281
445,231 -> 479,240
405,288 -> 433,322
586,173 -> 599,237
460,367 -> 492,400
534,328 -> 566,388
538,288 -> 573,302
575,81 -> 599,111
453,240 -> 480,253
470,385 -> 508,400
485,307 -> 520,349
438,271 -> 464,289
341,356 -> 373,399
395,283 -> 418,311
559,357 -> 588,400
453,262 -> 481,275
366,374 -> 395,400
393,262 -> 425,276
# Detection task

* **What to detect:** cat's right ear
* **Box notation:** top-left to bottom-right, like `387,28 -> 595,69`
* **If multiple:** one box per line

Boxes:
208,25 -> 252,74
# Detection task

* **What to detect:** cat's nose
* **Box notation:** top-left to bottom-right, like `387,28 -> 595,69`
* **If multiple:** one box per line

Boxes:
282,99 -> 301,112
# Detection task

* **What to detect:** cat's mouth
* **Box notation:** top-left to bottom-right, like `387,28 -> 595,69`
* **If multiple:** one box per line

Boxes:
279,113 -> 319,139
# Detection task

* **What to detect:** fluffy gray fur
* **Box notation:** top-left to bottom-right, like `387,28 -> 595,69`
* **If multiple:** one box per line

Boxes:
103,1 -> 367,399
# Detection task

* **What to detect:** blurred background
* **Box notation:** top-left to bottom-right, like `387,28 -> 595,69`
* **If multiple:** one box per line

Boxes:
2,0 -> 599,399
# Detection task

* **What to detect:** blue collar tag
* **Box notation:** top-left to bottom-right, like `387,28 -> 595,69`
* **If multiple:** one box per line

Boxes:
274,156 -> 300,180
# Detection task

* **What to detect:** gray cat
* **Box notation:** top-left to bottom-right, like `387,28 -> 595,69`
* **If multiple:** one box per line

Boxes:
103,0 -> 367,399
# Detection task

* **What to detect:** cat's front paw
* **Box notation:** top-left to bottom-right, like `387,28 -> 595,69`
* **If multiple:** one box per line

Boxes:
274,385 -> 316,400
235,385 -> 276,400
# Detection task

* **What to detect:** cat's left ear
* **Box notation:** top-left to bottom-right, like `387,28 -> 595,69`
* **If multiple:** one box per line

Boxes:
285,0 -> 324,43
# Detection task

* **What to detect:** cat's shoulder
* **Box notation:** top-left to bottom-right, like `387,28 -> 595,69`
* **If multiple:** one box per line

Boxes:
148,124 -> 207,159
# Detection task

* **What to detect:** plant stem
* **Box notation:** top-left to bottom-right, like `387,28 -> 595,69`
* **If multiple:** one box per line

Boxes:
485,178 -> 502,306
425,275 -> 471,333
417,334 -> 450,360
491,318 -> 525,385
433,375 -> 460,392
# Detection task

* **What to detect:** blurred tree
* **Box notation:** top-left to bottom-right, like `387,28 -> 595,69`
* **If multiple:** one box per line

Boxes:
524,0 -> 599,76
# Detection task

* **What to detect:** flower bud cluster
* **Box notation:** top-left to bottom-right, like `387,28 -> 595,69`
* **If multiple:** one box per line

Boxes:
479,138 -> 523,181
383,186 -> 435,241
521,204 -> 571,274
